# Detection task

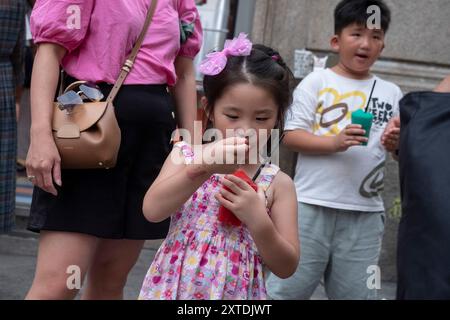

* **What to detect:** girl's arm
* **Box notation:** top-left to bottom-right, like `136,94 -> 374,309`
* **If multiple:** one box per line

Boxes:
250,172 -> 300,278
143,137 -> 248,222
172,56 -> 198,138
216,172 -> 300,278
142,147 -> 212,223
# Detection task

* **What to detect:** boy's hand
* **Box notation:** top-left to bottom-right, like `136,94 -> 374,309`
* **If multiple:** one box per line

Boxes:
381,116 -> 400,152
333,124 -> 368,152
202,137 -> 249,174
215,174 -> 266,225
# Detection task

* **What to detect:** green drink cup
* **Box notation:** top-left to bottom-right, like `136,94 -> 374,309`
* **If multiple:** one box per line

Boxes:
351,80 -> 377,146
351,109 -> 373,146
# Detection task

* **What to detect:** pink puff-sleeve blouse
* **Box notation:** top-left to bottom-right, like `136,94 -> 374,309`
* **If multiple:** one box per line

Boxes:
30,0 -> 203,86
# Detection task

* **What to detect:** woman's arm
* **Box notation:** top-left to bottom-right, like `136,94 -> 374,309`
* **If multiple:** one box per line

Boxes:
172,56 -> 198,139
216,172 -> 300,278
25,43 -> 66,195
29,43 -> 65,132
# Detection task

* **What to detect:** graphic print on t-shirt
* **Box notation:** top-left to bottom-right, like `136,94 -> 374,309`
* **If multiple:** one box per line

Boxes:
359,161 -> 385,198
313,87 -> 395,137
366,97 -> 395,128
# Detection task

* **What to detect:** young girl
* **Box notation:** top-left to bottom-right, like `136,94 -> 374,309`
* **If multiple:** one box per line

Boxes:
139,34 -> 299,300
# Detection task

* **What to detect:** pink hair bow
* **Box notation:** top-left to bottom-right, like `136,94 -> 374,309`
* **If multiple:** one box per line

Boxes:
199,33 -> 253,76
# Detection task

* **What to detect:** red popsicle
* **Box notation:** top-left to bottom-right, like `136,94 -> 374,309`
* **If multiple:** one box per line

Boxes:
218,169 -> 258,226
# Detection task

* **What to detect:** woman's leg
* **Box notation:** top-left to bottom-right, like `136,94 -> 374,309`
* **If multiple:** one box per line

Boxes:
81,239 -> 145,300
25,231 -> 99,300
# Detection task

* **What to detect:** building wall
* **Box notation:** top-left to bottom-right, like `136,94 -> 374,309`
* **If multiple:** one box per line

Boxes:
251,0 -> 450,281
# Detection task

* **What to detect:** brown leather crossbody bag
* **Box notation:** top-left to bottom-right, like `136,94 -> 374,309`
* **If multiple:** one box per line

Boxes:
52,0 -> 158,169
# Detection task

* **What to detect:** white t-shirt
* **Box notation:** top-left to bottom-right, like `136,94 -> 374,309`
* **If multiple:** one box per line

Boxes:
285,68 -> 403,212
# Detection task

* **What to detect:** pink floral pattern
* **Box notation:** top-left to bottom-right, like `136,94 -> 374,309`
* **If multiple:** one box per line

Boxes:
139,142 -> 280,300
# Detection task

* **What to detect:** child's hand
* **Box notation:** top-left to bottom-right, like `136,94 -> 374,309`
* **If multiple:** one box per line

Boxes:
333,124 -> 368,152
203,137 -> 249,174
215,174 -> 266,225
381,116 -> 400,152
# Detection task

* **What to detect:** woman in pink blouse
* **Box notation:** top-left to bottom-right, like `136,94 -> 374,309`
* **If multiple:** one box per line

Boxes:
25,0 -> 202,299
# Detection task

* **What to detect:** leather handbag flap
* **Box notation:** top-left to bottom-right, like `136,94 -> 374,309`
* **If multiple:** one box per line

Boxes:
52,101 -> 109,137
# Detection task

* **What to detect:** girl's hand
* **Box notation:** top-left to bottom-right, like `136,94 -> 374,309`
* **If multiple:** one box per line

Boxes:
381,116 -> 400,152
215,174 -> 267,226
26,131 -> 62,196
333,124 -> 368,152
203,137 -> 249,174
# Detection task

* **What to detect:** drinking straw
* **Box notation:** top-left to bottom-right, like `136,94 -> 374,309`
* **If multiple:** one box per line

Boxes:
365,80 -> 377,113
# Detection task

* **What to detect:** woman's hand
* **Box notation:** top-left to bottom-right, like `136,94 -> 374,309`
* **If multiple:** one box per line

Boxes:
381,116 -> 400,152
26,130 -> 62,196
215,174 -> 266,226
202,137 -> 249,175
333,124 -> 368,152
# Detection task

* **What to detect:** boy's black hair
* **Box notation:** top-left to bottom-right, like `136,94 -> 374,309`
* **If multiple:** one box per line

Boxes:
203,44 -> 295,132
334,0 -> 391,34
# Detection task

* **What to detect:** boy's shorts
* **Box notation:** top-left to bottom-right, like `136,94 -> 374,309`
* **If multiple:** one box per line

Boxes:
266,202 -> 385,300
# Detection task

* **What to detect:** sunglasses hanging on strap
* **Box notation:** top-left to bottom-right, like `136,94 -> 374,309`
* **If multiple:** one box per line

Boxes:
56,81 -> 104,114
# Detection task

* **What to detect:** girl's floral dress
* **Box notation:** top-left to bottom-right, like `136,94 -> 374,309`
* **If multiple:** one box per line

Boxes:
139,141 -> 280,300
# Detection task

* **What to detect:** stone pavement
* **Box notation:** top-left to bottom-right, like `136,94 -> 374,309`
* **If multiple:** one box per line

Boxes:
0,230 -> 161,300
0,227 -> 396,300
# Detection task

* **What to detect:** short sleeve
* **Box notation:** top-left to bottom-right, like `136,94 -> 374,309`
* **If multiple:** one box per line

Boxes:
284,71 -> 323,132
30,0 -> 94,53
177,0 -> 203,59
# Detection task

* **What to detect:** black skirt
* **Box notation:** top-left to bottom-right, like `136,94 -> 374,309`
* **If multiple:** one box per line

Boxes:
28,79 -> 177,239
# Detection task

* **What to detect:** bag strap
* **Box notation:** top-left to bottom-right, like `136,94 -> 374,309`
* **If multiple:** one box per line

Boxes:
105,0 -> 158,104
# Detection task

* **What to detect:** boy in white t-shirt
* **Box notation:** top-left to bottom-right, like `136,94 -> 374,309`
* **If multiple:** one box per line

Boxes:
266,0 -> 402,299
